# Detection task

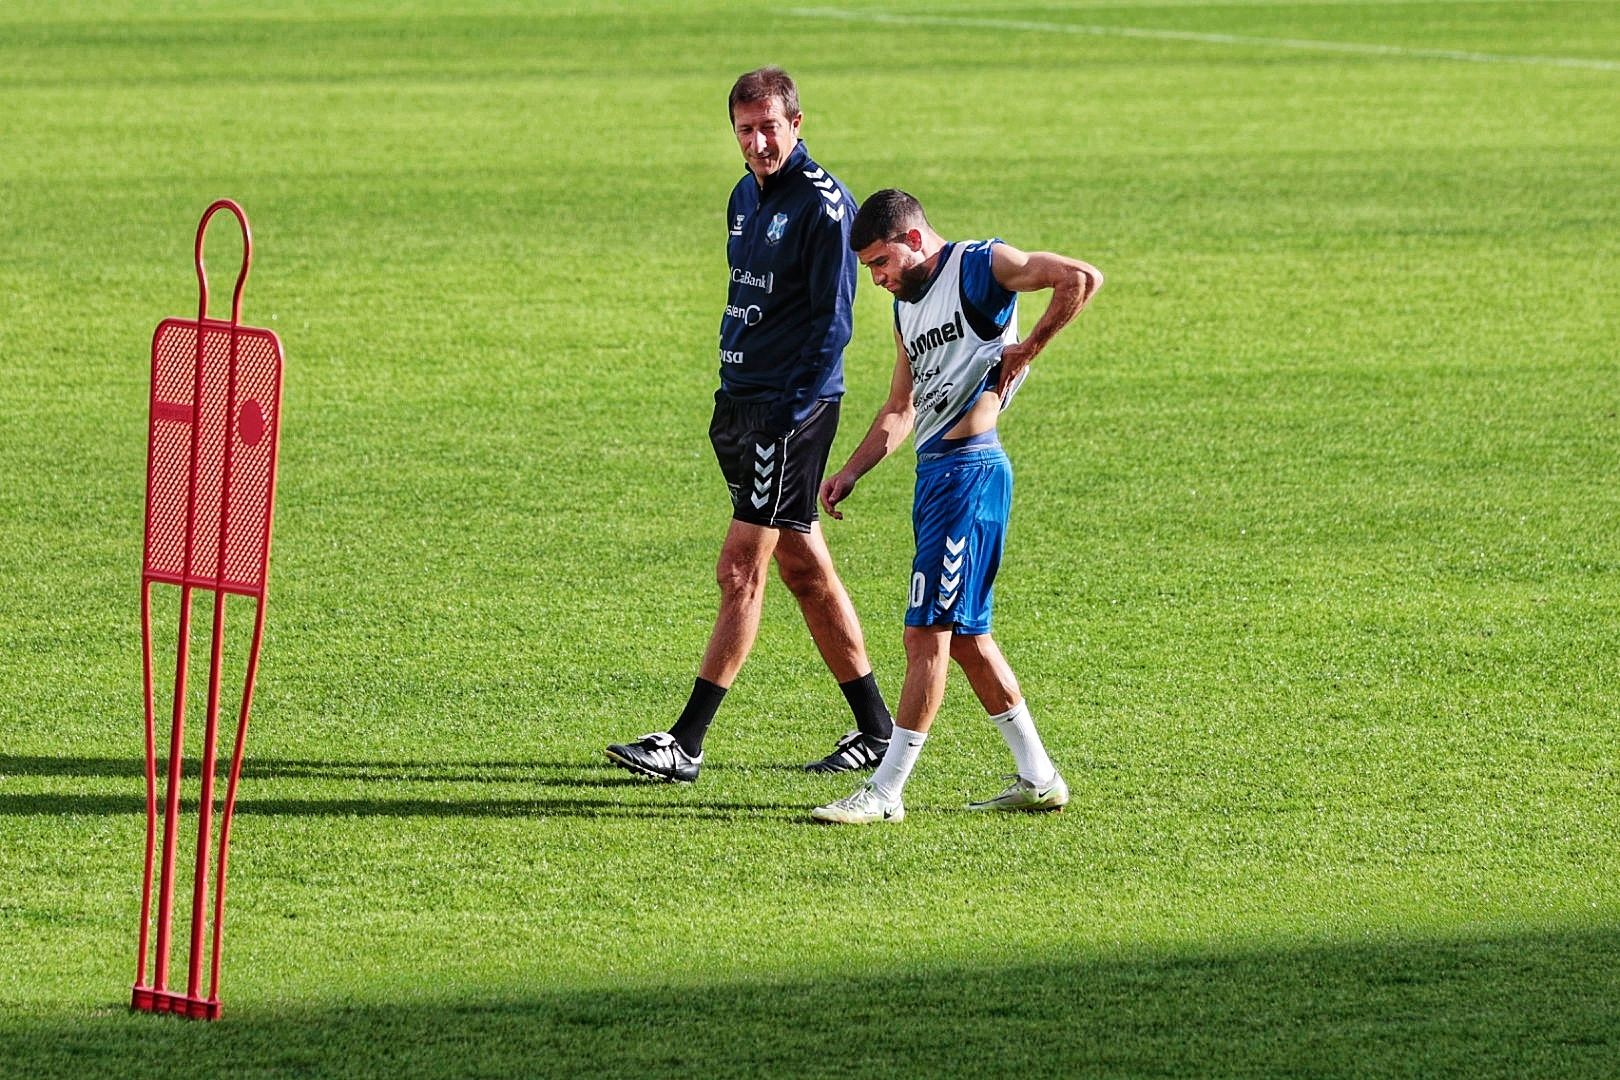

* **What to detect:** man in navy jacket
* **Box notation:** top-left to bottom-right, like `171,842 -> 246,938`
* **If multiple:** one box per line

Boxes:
606,67 -> 894,783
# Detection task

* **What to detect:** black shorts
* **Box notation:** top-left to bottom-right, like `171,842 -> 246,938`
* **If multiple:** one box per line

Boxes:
710,395 -> 840,533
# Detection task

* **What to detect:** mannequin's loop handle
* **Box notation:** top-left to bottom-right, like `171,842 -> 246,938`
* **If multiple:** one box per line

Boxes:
194,200 -> 252,325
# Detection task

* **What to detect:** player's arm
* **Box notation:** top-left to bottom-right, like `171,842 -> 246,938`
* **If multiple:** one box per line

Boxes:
819,331 -> 915,520
991,244 -> 1103,396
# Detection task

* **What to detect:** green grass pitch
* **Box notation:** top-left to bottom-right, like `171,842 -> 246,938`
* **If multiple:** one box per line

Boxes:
2,1 -> 1618,1076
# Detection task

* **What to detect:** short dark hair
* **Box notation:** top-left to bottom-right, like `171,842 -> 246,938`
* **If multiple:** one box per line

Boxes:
729,67 -> 800,122
850,189 -> 929,251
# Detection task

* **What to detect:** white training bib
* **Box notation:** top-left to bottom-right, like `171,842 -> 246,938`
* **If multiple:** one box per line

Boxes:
896,241 -> 1021,453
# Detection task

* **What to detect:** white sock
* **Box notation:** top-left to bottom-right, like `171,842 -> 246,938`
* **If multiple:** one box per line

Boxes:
870,725 -> 928,802
990,700 -> 1056,785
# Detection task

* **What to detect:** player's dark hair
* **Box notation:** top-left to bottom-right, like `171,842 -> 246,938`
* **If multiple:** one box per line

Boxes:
729,67 -> 800,122
850,189 -> 929,251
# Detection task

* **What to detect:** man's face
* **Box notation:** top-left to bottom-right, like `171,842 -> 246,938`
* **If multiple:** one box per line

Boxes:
856,231 -> 929,302
732,97 -> 801,181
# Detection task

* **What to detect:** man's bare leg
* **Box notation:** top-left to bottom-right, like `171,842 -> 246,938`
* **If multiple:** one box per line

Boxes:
605,520 -> 779,781
811,625 -> 948,823
948,631 -> 1020,716
868,625 -> 952,794
773,522 -> 870,683
950,632 -> 1063,805
775,524 -> 894,758
696,520 -> 780,687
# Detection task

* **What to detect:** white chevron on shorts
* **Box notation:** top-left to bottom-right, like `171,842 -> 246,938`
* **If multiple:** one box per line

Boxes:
938,535 -> 965,609
752,443 -> 777,508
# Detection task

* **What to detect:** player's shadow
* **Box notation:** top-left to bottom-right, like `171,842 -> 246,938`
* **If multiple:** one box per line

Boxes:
754,762 -> 846,774
0,755 -> 798,820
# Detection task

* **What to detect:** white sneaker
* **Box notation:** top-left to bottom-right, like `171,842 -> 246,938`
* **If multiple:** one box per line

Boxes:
810,781 -> 905,825
967,773 -> 1069,812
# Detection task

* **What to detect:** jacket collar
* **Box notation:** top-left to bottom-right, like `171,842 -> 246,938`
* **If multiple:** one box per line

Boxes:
752,139 -> 811,197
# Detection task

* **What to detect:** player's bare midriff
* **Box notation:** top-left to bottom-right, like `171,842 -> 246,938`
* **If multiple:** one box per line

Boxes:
942,387 -> 1003,440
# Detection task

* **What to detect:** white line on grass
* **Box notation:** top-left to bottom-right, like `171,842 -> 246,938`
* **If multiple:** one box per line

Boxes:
789,7 -> 1620,72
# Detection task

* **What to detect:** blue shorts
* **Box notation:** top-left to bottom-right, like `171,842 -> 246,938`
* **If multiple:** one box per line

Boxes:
907,447 -> 1012,635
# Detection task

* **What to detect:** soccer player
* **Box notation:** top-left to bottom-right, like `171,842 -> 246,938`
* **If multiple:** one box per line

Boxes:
605,68 -> 894,784
810,189 -> 1103,824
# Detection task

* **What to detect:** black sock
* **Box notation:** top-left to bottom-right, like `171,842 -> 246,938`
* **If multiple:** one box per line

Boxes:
669,677 -> 727,757
840,672 -> 893,741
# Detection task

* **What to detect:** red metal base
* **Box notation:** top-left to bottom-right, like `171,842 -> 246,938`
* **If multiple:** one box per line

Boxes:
131,985 -> 222,1020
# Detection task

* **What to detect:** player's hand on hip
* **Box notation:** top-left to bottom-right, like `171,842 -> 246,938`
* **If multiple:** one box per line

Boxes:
996,341 -> 1035,399
819,472 -> 855,520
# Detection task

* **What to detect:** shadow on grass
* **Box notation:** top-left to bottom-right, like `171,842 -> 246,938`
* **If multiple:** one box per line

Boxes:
0,755 -> 650,784
0,755 -> 804,820
0,792 -> 803,821
7,928 -> 1619,1079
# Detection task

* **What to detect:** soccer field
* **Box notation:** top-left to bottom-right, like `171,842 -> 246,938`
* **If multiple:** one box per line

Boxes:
3,0 -> 1618,1075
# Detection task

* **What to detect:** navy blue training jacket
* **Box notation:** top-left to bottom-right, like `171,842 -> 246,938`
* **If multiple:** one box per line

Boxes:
718,140 -> 856,435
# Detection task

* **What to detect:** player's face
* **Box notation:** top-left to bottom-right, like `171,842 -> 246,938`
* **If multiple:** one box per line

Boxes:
732,97 -> 801,181
857,232 -> 929,302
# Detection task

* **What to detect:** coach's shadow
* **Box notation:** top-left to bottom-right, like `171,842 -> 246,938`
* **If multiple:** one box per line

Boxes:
0,755 -> 633,785
0,755 -> 800,820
